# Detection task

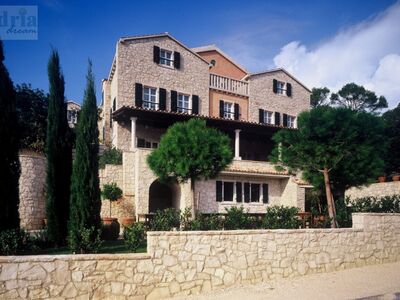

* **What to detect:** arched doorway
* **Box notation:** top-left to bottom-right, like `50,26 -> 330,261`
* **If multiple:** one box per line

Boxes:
149,180 -> 180,213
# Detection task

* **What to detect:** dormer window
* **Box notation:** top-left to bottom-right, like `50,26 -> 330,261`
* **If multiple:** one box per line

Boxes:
160,49 -> 173,67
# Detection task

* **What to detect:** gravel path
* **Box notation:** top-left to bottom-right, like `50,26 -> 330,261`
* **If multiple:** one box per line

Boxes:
170,262 -> 400,300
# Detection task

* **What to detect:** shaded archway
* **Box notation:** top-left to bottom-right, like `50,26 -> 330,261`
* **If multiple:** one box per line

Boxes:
149,180 -> 180,213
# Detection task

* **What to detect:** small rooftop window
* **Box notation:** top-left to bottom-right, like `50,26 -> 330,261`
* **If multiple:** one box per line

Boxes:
210,59 -> 216,67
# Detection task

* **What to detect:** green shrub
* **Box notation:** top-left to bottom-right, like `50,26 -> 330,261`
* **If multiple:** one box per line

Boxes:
68,226 -> 103,254
197,214 -> 223,231
335,199 -> 353,228
262,206 -> 301,229
124,222 -> 146,251
101,220 -> 120,241
348,195 -> 400,213
99,147 -> 122,169
223,206 -> 252,230
101,183 -> 123,217
150,208 -> 181,231
0,229 -> 27,255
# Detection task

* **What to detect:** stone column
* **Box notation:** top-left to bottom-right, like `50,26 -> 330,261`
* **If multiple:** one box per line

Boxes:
130,117 -> 137,150
234,129 -> 241,160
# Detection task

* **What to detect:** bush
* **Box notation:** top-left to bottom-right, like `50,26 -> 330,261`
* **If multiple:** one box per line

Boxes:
223,206 -> 252,230
348,195 -> 400,213
124,222 -> 146,251
99,147 -> 122,169
335,198 -> 353,228
150,208 -> 181,231
197,214 -> 223,231
0,229 -> 27,255
68,226 -> 103,254
101,220 -> 120,241
262,206 -> 301,229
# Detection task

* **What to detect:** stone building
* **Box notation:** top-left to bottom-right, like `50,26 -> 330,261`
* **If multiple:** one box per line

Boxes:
66,100 -> 81,128
98,33 -> 312,220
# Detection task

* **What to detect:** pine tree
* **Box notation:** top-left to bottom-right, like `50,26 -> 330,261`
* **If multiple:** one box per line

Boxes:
0,40 -> 20,231
69,61 -> 101,253
45,50 -> 72,245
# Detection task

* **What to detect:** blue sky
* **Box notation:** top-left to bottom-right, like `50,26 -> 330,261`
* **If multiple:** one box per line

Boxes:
3,0 -> 400,107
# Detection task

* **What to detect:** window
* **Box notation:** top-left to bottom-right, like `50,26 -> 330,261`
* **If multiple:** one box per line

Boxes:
263,111 -> 274,124
223,101 -> 235,119
160,49 -> 173,67
67,110 -> 78,124
143,86 -> 158,110
137,138 -> 158,149
216,181 -> 268,203
277,81 -> 286,94
177,93 -> 191,113
210,59 -> 216,66
287,115 -> 296,128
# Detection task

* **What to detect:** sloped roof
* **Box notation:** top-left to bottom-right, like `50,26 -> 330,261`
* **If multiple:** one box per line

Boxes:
248,68 -> 311,92
191,44 -> 248,74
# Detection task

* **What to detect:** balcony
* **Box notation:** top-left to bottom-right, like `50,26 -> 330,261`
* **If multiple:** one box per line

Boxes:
210,74 -> 249,97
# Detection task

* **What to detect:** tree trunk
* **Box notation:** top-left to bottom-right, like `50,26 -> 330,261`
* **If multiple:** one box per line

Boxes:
323,168 -> 338,228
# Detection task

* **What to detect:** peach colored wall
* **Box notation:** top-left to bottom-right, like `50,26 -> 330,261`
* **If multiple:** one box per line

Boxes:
197,51 -> 247,80
209,90 -> 248,121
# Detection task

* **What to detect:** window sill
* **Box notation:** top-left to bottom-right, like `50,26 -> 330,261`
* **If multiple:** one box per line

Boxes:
158,64 -> 175,70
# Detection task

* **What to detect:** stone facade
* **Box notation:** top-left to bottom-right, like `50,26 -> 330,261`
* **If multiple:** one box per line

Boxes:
346,181 -> 400,200
248,70 -> 311,124
1,213 -> 399,299
18,153 -> 46,230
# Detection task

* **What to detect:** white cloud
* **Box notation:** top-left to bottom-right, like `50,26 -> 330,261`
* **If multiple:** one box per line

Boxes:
273,2 -> 400,108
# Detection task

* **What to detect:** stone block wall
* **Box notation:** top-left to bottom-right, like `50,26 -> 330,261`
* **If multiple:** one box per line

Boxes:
99,164 -> 134,220
1,213 -> 399,299
19,153 -> 46,230
346,181 -> 400,200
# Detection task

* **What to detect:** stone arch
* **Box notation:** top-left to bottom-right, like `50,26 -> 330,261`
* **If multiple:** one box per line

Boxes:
148,180 -> 181,213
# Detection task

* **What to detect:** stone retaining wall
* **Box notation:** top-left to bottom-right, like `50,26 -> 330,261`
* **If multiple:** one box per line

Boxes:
18,153 -> 46,230
345,181 -> 400,200
0,213 -> 399,299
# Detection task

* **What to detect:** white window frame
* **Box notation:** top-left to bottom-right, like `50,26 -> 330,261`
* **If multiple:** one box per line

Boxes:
143,86 -> 158,110
159,49 -> 173,67
223,101 -> 235,120
287,115 -> 296,128
277,81 -> 286,94
67,109 -> 78,124
177,93 -> 191,114
219,181 -> 265,203
263,110 -> 274,124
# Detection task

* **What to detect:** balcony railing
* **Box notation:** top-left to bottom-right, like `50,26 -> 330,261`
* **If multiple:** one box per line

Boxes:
210,74 -> 249,97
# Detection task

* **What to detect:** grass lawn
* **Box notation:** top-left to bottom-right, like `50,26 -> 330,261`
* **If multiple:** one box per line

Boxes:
27,240 -> 147,255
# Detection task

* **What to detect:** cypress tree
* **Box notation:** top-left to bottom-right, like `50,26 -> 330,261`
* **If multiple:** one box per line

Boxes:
45,50 -> 72,245
0,40 -> 20,231
69,61 -> 101,252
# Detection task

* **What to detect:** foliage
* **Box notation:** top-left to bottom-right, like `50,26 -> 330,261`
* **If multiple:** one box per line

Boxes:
330,82 -> 388,113
0,229 -> 28,255
101,220 -> 120,241
199,214 -> 223,230
68,226 -> 103,254
150,208 -> 181,231
0,40 -> 21,231
101,183 -> 122,201
124,222 -> 146,251
147,119 -> 233,184
223,206 -> 252,230
45,49 -> 72,245
270,106 -> 386,227
335,198 -> 353,228
310,87 -> 330,108
262,206 -> 301,229
99,147 -> 122,169
382,103 -> 400,175
15,84 -> 48,152
69,61 -> 102,249
348,195 -> 400,213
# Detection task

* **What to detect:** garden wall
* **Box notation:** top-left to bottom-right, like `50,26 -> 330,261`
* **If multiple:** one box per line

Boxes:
1,213 -> 399,299
18,153 -> 46,230
346,181 -> 400,200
